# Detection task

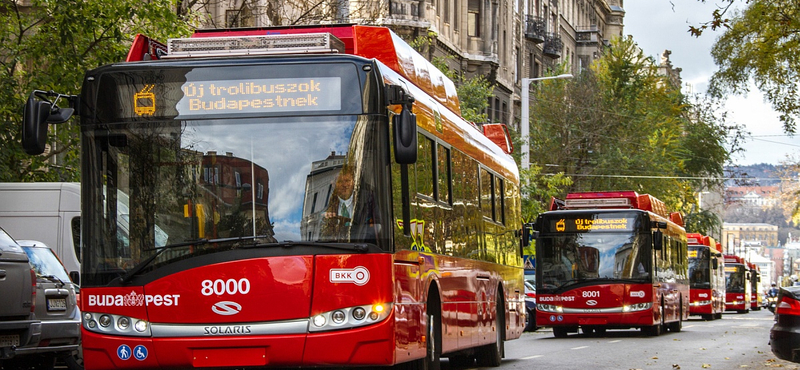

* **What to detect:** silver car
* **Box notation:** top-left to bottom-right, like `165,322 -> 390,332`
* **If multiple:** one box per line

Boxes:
17,240 -> 80,370
0,228 -> 41,369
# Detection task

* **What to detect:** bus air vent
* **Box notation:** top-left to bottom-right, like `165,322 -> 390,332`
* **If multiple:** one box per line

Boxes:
163,33 -> 345,58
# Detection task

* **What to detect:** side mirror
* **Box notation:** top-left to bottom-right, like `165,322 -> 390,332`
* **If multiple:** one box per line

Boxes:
22,91 -> 76,155
393,108 -> 417,164
521,223 -> 536,248
653,230 -> 663,250
712,258 -> 718,270
69,271 -> 80,285
22,97 -> 52,155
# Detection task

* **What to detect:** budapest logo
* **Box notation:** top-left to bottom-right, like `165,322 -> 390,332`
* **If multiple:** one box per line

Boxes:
212,301 -> 242,316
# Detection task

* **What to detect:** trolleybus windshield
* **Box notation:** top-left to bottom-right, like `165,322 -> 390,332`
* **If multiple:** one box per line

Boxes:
725,265 -> 747,293
689,246 -> 711,289
82,66 -> 391,286
536,212 -> 651,292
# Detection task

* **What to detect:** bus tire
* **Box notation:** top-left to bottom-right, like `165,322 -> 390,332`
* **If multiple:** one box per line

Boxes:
668,311 -> 682,332
424,289 -> 442,370
553,327 -> 569,338
476,290 -> 505,367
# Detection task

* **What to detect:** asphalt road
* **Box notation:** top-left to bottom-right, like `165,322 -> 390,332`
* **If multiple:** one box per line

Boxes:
449,308 -> 798,370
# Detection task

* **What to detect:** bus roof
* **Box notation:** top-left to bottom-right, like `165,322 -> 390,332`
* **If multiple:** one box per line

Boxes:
554,190 -> 684,227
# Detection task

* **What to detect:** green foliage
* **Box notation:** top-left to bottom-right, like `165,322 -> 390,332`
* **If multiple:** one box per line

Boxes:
520,165 -> 572,222
0,0 -> 195,182
524,36 -> 737,217
708,1 -> 800,134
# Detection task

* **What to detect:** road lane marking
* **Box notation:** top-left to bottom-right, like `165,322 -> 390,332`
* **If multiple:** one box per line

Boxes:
608,340 -> 621,343
521,355 -> 543,360
684,325 -> 696,328
571,346 -> 589,350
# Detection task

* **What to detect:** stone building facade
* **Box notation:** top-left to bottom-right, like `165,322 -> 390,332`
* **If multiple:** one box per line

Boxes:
193,0 -> 626,132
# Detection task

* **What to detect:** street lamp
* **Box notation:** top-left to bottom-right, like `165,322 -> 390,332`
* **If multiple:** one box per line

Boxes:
520,73 -> 573,171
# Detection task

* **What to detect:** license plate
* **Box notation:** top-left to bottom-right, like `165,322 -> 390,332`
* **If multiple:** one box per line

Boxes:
0,335 -> 19,347
47,298 -> 67,311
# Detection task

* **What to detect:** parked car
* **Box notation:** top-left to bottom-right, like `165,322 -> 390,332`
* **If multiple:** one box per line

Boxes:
770,285 -> 800,363
524,281 -> 537,332
16,240 -> 81,370
0,228 -> 42,369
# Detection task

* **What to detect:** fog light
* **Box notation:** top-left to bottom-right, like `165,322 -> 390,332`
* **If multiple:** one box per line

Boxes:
369,312 -> 379,320
353,307 -> 367,320
332,310 -> 346,324
83,312 -> 92,321
118,316 -> 130,330
87,320 -> 97,329
313,315 -> 326,327
99,315 -> 112,327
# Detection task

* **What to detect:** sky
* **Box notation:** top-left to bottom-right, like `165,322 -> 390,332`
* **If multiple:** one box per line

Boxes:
623,0 -> 800,166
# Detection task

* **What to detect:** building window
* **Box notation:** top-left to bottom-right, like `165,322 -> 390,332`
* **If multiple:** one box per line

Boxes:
226,7 -> 254,28
468,0 -> 480,37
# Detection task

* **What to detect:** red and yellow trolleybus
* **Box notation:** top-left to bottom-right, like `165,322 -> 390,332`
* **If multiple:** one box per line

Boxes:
532,191 -> 689,337
724,255 -> 751,313
22,25 -> 525,369
748,262 -> 762,310
687,233 -> 725,320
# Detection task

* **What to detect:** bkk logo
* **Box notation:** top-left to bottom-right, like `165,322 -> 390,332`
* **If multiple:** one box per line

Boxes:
88,291 -> 180,307
630,291 -> 645,298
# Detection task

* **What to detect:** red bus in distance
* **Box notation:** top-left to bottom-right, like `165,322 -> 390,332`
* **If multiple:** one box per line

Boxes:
748,262 -> 762,310
687,233 -> 726,320
724,255 -> 752,313
533,191 -> 689,337
22,25 -> 525,369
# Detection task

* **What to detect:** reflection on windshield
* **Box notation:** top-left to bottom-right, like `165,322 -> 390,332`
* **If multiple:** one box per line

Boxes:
726,266 -> 746,293
538,233 -> 650,291
86,116 -> 388,282
689,247 -> 710,289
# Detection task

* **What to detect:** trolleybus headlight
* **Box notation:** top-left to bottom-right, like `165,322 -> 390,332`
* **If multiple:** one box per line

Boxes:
623,303 -> 652,312
352,307 -> 367,320
117,316 -> 130,330
331,310 -> 346,324
309,303 -> 393,332
81,312 -> 152,337
134,320 -> 148,332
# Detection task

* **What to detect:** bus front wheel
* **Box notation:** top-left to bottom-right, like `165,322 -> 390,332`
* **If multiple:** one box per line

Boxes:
476,290 -> 505,367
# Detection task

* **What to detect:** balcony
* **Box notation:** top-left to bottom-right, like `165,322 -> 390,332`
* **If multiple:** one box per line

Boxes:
576,26 -> 601,45
543,33 -> 563,58
525,15 -> 546,44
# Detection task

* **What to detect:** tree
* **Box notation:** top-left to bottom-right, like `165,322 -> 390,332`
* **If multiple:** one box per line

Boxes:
525,36 -> 739,219
704,1 -> 800,134
1,0 -> 195,182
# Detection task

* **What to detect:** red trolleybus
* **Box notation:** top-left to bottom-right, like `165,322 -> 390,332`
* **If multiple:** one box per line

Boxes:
724,255 -> 751,313
532,191 -> 689,337
21,25 -> 525,369
748,262 -> 762,310
687,233 -> 725,320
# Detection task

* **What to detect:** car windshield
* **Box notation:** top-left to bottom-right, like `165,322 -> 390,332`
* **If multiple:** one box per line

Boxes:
22,247 -> 71,283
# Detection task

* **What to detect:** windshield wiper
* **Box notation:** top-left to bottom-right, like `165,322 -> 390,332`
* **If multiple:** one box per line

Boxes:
41,274 -> 66,288
119,235 -> 267,284
244,241 -> 372,253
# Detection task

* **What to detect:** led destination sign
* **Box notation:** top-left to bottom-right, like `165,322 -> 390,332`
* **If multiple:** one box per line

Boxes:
549,216 -> 635,233
97,64 -> 361,122
175,77 -> 341,116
